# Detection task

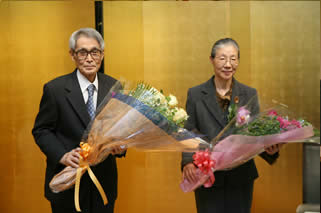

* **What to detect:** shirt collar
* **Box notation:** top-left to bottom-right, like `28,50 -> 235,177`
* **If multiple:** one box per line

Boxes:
215,78 -> 234,110
77,70 -> 98,93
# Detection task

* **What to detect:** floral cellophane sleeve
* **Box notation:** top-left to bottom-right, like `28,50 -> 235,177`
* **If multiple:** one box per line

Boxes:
49,81 -> 209,193
180,95 -> 320,192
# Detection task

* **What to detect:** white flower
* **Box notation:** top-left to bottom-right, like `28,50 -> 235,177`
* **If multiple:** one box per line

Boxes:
154,91 -> 166,104
173,108 -> 188,122
168,94 -> 178,107
150,87 -> 159,94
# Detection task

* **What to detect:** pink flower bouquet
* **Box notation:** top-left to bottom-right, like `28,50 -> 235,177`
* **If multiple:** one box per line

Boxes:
180,96 -> 320,192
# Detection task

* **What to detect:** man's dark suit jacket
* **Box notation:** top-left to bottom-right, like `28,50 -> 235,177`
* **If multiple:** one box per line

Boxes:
182,76 -> 279,187
32,70 -> 121,207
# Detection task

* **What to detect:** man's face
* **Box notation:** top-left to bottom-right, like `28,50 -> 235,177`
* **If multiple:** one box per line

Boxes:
210,44 -> 239,81
70,36 -> 104,82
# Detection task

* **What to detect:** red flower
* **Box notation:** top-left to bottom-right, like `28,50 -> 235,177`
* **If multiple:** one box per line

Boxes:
268,110 -> 278,117
277,116 -> 291,129
276,116 -> 301,129
291,120 -> 302,128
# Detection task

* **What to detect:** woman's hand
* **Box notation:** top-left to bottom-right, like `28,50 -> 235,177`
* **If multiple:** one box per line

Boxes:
183,163 -> 198,183
264,144 -> 284,155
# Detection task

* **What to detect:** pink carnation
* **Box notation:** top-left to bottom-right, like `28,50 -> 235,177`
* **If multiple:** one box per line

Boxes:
276,116 -> 302,130
277,116 -> 291,129
268,110 -> 278,117
291,120 -> 302,128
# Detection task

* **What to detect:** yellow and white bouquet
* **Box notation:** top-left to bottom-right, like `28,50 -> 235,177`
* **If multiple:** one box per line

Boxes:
128,83 -> 188,128
49,81 -> 208,211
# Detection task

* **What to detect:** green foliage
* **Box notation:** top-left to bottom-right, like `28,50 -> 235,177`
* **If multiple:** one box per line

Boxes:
237,116 -> 281,136
128,82 -> 155,99
228,104 -> 238,123
300,119 -> 311,127
314,128 -> 320,137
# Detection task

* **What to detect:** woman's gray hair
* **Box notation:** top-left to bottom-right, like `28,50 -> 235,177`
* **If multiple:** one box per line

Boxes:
210,38 -> 240,59
69,28 -> 104,51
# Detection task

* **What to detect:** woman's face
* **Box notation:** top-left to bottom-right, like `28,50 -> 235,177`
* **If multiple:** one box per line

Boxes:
210,44 -> 239,81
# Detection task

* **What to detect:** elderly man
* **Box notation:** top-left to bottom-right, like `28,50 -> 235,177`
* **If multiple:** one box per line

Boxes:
32,28 -> 125,213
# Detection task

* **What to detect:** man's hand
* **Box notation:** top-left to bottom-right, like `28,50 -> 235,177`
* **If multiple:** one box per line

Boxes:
183,163 -> 198,183
264,144 -> 284,155
110,144 -> 127,155
59,148 -> 81,168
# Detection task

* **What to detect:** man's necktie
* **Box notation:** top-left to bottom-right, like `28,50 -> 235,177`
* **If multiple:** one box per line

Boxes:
86,84 -> 96,120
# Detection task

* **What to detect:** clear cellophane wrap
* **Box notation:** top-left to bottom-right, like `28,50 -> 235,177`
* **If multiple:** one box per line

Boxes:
50,81 -> 209,193
180,96 -> 320,192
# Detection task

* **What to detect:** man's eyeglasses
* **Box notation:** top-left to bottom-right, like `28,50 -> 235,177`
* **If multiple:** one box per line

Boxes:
74,48 -> 102,61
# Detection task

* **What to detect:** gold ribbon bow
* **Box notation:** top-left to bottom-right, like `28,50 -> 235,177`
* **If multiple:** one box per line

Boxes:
75,142 -> 108,212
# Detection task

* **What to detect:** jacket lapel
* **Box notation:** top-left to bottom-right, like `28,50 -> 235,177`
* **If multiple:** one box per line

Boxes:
201,77 -> 248,128
201,77 -> 226,128
97,72 -> 115,107
65,71 -> 91,127
97,73 -> 108,106
231,79 -> 247,107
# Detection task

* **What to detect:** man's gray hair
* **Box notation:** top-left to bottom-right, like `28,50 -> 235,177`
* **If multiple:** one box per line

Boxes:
69,28 -> 104,51
210,38 -> 240,59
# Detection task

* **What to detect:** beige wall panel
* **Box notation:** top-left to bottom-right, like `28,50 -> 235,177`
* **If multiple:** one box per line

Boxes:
104,2 -> 228,213
229,1 -> 252,84
0,1 -> 95,212
250,2 -> 320,213
143,2 -> 228,213
0,4 -> 14,213
104,1 -> 144,81
103,2 -> 147,213
143,2 -> 229,103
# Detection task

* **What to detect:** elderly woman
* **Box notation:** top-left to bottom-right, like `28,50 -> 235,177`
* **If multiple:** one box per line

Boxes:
181,38 -> 281,213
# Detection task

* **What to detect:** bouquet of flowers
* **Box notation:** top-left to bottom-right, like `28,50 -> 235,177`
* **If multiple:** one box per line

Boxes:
180,96 -> 320,192
49,81 -> 209,211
